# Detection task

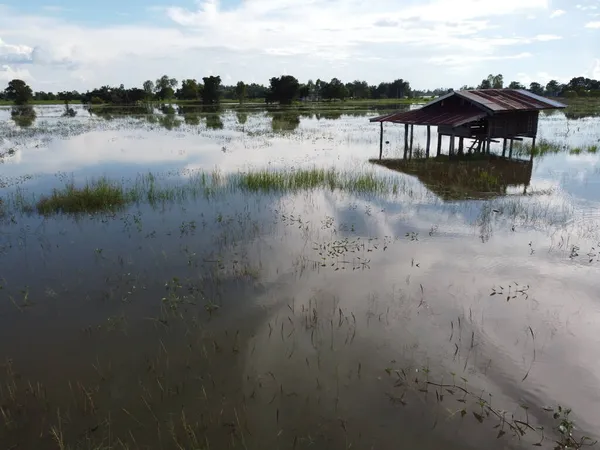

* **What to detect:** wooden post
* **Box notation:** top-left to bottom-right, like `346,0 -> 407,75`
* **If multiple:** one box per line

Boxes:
477,140 -> 482,153
409,124 -> 414,159
437,133 -> 442,157
426,126 -> 431,158
502,138 -> 507,157
458,137 -> 464,155
449,134 -> 455,157
509,139 -> 514,159
530,136 -> 536,163
487,137 -> 492,154
379,122 -> 383,160
404,124 -> 409,159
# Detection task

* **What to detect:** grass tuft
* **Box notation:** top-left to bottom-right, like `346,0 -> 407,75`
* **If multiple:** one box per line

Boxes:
36,178 -> 127,214
237,168 -> 389,194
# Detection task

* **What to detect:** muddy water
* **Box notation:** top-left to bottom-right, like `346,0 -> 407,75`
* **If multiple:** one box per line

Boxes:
1,104 -> 600,449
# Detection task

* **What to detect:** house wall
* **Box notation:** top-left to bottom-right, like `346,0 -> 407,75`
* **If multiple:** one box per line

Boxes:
488,111 -> 539,138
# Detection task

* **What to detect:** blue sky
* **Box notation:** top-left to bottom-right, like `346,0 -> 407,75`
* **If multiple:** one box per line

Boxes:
1,0 -> 599,91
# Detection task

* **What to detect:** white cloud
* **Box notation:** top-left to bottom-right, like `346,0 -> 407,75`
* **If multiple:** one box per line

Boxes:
587,59 -> 600,79
0,38 -> 33,64
549,9 -> 566,18
585,21 -> 600,28
0,0 -> 586,91
430,52 -> 532,66
0,64 -> 33,82
533,34 -> 562,41
516,71 -> 566,86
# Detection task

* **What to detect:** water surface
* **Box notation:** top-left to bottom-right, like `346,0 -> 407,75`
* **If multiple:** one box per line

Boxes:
1,103 -> 599,449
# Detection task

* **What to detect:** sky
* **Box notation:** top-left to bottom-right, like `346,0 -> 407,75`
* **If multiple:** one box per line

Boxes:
0,0 -> 599,91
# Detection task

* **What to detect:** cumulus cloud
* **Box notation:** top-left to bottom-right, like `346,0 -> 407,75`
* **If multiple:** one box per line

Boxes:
549,9 -> 566,18
0,38 -> 33,64
0,0 -> 587,91
585,21 -> 600,28
0,64 -> 33,82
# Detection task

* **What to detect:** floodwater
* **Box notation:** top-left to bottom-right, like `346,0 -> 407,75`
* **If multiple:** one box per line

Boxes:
1,103 -> 600,450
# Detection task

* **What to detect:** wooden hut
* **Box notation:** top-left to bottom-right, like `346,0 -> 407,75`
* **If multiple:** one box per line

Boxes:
370,89 -> 566,161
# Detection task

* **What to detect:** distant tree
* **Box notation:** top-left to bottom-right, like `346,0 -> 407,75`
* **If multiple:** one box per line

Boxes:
478,74 -> 503,89
143,80 -> 155,100
459,85 -> 475,91
177,79 -> 201,100
492,74 -> 504,89
389,79 -> 411,98
478,78 -> 492,89
58,91 -> 75,106
528,82 -> 544,95
545,80 -> 561,97
4,79 -> 33,105
235,81 -> 247,103
202,76 -> 222,104
346,80 -> 370,99
298,83 -> 310,99
155,75 -> 178,100
508,81 -> 525,90
266,75 -> 300,105
321,78 -> 348,101
246,83 -> 268,100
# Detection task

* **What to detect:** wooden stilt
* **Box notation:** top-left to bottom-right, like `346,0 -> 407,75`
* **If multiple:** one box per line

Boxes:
467,139 -> 477,154
409,124 -> 414,159
449,134 -> 455,157
379,122 -> 383,160
477,140 -> 482,153
437,133 -> 442,157
509,139 -> 514,159
404,124 -> 409,159
458,137 -> 464,155
502,138 -> 507,157
426,126 -> 431,158
486,137 -> 492,154
530,136 -> 536,162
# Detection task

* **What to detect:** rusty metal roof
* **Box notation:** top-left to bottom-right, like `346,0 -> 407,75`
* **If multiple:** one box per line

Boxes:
423,89 -> 566,113
370,89 -> 566,125
370,107 -> 487,127
456,89 -> 565,112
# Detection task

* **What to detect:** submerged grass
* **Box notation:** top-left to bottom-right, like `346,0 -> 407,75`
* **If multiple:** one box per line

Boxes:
36,178 -> 127,215
237,168 -> 391,194
6,167 -> 399,215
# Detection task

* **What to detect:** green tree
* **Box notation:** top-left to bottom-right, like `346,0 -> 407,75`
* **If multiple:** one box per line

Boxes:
235,81 -> 247,103
545,80 -> 561,97
266,75 -> 300,105
155,75 -> 178,100
478,74 -> 503,89
321,78 -> 348,100
4,79 -> 33,105
143,80 -> 155,100
178,79 -> 201,100
528,82 -> 544,95
346,80 -> 369,99
508,81 -> 525,90
202,76 -> 222,104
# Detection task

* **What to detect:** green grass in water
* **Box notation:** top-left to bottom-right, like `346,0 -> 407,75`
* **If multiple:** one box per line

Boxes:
237,168 -> 389,193
36,178 -> 127,214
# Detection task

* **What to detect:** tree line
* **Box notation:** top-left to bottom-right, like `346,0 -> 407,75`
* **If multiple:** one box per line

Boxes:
2,73 -> 600,107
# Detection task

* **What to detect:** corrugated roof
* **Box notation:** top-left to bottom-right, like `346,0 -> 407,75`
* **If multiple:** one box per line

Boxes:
370,107 -> 487,127
369,89 -> 566,125
435,89 -> 566,112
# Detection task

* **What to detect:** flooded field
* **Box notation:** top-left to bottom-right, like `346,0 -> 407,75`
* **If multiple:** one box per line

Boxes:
1,102 -> 600,450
